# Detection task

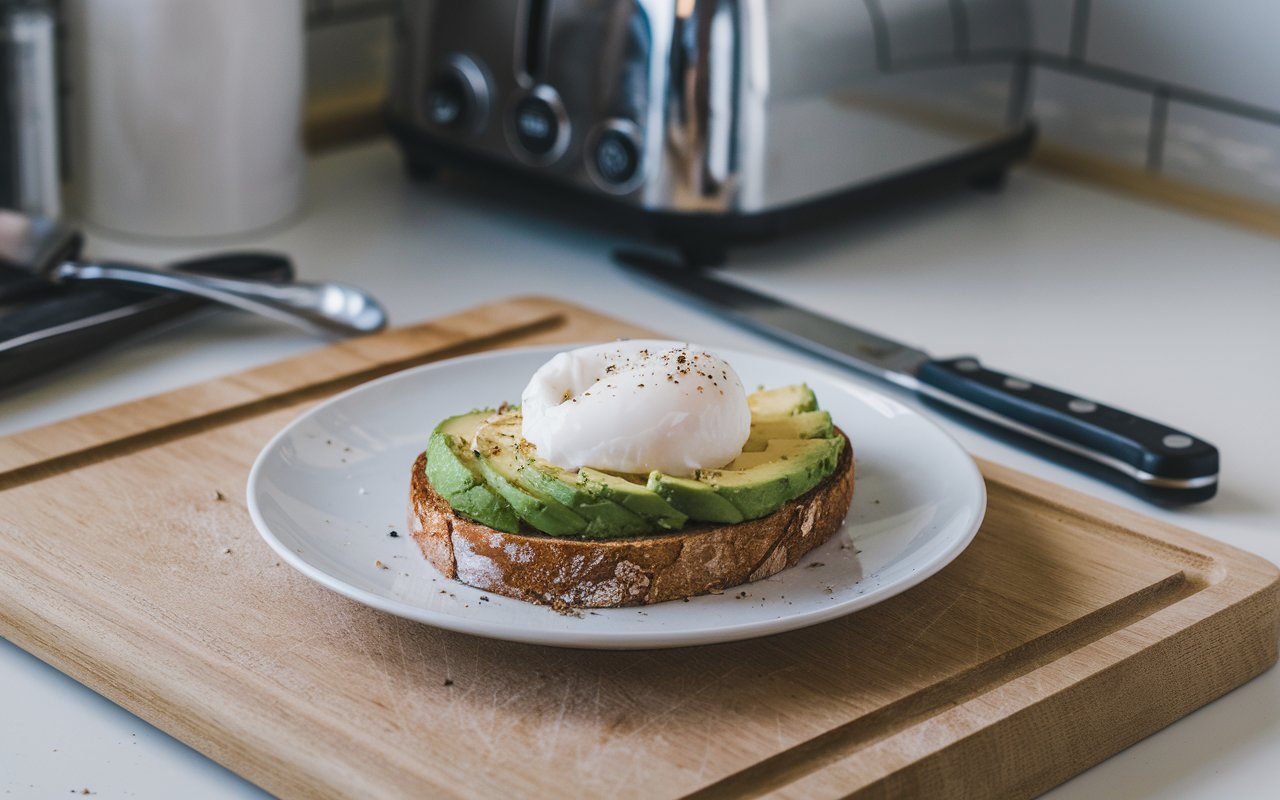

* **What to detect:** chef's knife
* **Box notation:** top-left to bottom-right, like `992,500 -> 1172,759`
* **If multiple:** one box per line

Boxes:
616,249 -> 1219,503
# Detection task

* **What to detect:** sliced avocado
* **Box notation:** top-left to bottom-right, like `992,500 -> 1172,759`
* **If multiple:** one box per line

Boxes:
747,384 -> 817,417
694,469 -> 791,520
578,467 -> 688,531
647,473 -> 745,524
723,437 -> 842,472
472,412 -> 591,536
653,437 -> 844,522
430,383 -> 841,535
516,460 -> 654,535
744,410 -> 833,451
424,411 -> 521,534
717,437 -> 845,511
479,412 -> 656,538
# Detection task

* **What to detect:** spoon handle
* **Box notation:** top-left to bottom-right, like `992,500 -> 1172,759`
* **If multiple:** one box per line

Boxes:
50,260 -> 387,337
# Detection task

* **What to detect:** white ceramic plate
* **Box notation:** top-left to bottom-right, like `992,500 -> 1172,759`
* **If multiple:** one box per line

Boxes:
247,344 -> 985,649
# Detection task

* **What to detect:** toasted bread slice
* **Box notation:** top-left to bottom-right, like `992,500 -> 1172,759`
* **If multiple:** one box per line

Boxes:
407,432 -> 854,608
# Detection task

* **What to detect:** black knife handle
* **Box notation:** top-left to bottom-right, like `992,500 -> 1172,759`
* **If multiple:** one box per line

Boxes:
916,357 -> 1218,491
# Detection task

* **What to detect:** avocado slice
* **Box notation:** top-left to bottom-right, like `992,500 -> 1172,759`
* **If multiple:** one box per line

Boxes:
424,411 -> 521,533
747,384 -> 817,417
744,410 -> 833,451
727,432 -> 844,509
517,460 -> 654,536
472,412 -> 590,536
647,473 -> 745,524
478,412 -> 656,538
650,437 -> 844,522
578,467 -> 688,531
706,437 -> 845,518
722,437 -> 842,472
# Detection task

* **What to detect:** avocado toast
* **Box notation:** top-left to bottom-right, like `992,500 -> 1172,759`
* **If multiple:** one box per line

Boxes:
407,384 -> 855,608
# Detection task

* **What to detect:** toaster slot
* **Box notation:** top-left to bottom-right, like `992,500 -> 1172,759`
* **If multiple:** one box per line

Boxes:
521,0 -> 551,81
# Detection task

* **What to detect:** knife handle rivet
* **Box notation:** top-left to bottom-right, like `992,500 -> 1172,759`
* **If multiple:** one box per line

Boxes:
955,359 -> 980,372
1068,399 -> 1097,414
1163,434 -> 1194,449
1003,377 -> 1032,391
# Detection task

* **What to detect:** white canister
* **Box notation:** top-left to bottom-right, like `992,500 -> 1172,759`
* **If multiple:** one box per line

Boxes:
65,0 -> 305,240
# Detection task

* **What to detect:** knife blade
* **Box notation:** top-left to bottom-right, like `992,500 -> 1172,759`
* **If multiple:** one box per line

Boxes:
616,249 -> 1219,503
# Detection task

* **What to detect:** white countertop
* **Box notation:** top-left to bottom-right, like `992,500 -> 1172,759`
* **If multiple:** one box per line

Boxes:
2,141 -> 1278,798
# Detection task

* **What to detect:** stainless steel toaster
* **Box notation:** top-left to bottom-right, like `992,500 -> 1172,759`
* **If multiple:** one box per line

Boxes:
388,0 -> 1035,264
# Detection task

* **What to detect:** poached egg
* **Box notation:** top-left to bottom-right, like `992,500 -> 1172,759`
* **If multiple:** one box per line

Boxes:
520,340 -> 750,476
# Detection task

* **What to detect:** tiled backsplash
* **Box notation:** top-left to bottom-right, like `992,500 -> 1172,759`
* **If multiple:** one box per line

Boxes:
1029,0 -> 1280,206
305,0 -> 1280,211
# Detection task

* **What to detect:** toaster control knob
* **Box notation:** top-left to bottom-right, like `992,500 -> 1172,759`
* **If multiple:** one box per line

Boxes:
424,56 -> 489,133
426,73 -> 468,128
511,86 -> 568,163
587,120 -> 644,192
595,129 -> 640,185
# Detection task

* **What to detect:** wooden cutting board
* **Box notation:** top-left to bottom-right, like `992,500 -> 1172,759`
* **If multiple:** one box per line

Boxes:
1,296 -> 1276,799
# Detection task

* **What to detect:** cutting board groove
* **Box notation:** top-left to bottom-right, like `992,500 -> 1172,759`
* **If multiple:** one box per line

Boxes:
0,296 -> 1275,800
690,568 -> 1199,799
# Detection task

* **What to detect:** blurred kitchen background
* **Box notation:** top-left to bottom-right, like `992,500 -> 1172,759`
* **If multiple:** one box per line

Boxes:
3,0 -> 1279,234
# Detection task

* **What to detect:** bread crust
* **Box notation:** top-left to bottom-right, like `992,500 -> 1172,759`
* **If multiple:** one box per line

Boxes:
407,433 -> 854,608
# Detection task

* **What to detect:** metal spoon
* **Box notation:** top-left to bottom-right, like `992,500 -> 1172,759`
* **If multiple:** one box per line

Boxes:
43,259 -> 388,337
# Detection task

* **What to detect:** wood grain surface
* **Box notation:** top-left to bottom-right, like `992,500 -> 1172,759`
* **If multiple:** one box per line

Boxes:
0,296 -> 1276,799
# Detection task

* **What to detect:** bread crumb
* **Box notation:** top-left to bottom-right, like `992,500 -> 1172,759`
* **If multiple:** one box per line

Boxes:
222,547 -> 232,555
549,598 -> 585,617
213,490 -> 226,502
375,560 -> 388,570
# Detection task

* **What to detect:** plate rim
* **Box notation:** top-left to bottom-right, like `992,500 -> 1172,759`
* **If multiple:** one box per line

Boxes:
246,342 -> 987,649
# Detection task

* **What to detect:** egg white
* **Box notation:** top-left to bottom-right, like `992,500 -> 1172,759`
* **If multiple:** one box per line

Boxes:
520,340 -> 750,476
